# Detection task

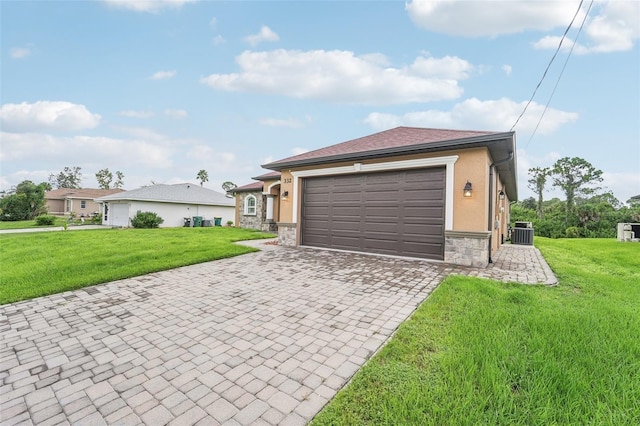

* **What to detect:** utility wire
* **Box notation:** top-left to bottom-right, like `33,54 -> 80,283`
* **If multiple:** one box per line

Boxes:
510,0 -> 585,133
525,0 -> 594,149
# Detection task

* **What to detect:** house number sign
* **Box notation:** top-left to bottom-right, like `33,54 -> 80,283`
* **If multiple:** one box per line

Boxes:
282,178 -> 292,184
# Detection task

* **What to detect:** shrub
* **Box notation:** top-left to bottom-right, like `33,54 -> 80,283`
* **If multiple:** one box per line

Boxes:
35,215 -> 56,226
131,211 -> 164,228
565,226 -> 580,238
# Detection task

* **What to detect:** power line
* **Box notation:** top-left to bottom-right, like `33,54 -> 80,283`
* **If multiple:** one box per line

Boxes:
525,0 -> 594,149
510,0 -> 585,133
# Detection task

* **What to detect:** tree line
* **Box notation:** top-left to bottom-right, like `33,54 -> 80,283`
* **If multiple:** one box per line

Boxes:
513,157 -> 639,238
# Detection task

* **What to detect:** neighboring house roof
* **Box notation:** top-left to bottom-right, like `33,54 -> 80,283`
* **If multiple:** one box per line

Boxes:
231,171 -> 282,194
252,171 -> 281,181
263,126 -> 517,200
46,188 -> 124,200
94,183 -> 234,206
231,181 -> 264,193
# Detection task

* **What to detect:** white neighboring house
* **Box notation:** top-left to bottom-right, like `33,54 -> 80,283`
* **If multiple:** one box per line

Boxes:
94,183 -> 235,228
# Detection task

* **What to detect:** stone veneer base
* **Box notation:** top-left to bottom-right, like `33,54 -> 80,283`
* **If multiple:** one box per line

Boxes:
277,222 -> 297,246
444,230 -> 491,268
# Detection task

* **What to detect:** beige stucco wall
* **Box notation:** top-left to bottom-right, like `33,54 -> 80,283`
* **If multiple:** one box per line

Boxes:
451,148 -> 490,232
277,148 -> 494,231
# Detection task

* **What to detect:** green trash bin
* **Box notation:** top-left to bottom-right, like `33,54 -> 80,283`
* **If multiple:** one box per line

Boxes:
214,217 -> 222,227
192,216 -> 203,227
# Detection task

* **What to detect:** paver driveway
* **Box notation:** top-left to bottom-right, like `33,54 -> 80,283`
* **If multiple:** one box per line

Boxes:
0,240 -> 555,425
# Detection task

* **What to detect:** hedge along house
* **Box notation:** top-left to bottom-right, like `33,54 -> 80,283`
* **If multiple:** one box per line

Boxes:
258,127 -> 517,267
231,171 -> 282,232
94,183 -> 235,228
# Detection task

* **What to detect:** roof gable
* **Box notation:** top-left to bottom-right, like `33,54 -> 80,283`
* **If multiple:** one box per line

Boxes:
95,183 -> 234,206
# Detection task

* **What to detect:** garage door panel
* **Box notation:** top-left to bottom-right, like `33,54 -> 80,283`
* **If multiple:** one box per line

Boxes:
302,167 -> 445,260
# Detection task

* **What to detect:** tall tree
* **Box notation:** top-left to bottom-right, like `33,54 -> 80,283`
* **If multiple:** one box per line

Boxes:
49,166 -> 82,189
197,170 -> 209,187
527,166 -> 550,219
221,181 -> 237,197
114,171 -> 125,188
95,168 -> 125,189
0,180 -> 48,221
551,157 -> 603,216
95,168 -> 113,189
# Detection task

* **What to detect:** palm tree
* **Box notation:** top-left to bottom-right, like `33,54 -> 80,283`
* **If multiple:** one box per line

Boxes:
196,170 -> 209,187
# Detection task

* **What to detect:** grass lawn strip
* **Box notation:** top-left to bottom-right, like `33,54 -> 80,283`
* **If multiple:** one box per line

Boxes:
0,227 -> 273,304
312,238 -> 640,425
0,217 -> 70,230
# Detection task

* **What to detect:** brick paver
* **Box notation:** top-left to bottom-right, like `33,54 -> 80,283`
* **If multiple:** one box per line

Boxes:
0,240 -> 555,425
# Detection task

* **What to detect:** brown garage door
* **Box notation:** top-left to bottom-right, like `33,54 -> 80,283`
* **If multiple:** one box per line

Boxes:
301,167 -> 445,260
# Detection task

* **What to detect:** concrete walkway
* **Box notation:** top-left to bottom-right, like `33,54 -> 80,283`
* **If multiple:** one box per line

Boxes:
0,242 -> 556,425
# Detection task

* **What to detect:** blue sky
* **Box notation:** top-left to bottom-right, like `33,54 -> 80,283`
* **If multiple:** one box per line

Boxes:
2,0 -> 639,204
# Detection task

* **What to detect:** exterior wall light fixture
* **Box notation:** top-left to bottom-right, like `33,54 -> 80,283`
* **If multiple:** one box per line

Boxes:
463,181 -> 473,197
281,191 -> 289,200
499,190 -> 505,200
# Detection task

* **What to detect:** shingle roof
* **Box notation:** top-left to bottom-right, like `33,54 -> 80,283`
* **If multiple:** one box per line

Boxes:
252,171 -> 281,181
45,188 -> 125,200
263,126 -> 518,201
263,126 -> 509,170
231,181 -> 264,193
94,183 -> 234,206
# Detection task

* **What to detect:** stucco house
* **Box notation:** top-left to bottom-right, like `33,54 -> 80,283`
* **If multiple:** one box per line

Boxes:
95,183 -> 235,228
45,188 -> 125,217
234,126 -> 517,267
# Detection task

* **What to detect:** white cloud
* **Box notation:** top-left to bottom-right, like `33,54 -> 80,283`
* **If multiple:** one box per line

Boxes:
291,147 -> 309,155
406,0 -> 582,37
244,26 -> 280,46
164,109 -> 187,119
209,17 -> 217,27
258,117 -> 305,128
0,101 -> 101,133
201,50 -> 470,105
502,64 -> 512,76
102,0 -> 197,13
150,70 -> 176,80
533,1 -> 640,54
0,131 -> 174,168
10,47 -> 31,59
364,97 -> 578,134
119,110 -> 154,118
112,125 -> 166,142
212,35 -> 226,45
184,145 -> 237,172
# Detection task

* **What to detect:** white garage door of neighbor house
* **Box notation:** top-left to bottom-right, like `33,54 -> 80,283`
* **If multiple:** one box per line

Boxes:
111,204 -> 130,227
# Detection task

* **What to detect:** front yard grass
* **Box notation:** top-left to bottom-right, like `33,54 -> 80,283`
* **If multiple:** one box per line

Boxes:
0,227 -> 273,304
0,217 -> 69,230
312,238 -> 640,425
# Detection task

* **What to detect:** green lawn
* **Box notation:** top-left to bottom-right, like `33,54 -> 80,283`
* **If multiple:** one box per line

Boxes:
0,227 -> 273,304
312,238 -> 640,425
0,217 -> 70,230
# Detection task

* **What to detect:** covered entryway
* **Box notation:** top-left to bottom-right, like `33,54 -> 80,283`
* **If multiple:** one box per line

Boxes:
301,167 -> 446,260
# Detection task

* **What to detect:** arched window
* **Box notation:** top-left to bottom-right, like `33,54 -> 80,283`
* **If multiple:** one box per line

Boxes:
244,194 -> 257,215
